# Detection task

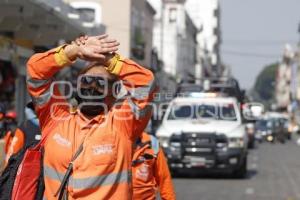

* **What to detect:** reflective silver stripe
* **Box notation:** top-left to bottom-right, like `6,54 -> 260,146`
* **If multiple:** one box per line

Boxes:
44,165 -> 131,189
116,82 -> 129,99
33,88 -> 52,106
27,77 -> 51,89
127,97 -> 152,119
150,135 -> 160,156
44,165 -> 65,182
129,78 -> 156,100
72,170 -> 131,189
27,74 -> 53,106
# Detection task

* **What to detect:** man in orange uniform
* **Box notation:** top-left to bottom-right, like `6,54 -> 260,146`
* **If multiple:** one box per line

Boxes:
3,127 -> 24,164
132,132 -> 176,200
3,102 -> 41,164
26,34 -> 155,199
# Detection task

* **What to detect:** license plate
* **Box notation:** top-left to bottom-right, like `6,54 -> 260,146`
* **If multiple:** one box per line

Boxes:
190,157 -> 206,166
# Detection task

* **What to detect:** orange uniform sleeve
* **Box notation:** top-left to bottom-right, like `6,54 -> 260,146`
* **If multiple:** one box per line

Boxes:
108,56 -> 156,139
4,128 -> 25,164
26,46 -> 71,132
154,148 -> 176,200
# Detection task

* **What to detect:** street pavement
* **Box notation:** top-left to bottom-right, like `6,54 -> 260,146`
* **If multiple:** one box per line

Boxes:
173,136 -> 300,200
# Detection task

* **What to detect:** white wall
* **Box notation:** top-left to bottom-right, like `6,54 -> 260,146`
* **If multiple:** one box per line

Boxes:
66,0 -> 155,68
185,0 -> 219,53
149,0 -> 197,81
185,0 -> 221,77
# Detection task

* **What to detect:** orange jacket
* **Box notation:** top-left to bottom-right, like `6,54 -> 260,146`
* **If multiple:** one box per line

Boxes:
3,128 -> 25,164
26,46 -> 155,200
132,132 -> 176,200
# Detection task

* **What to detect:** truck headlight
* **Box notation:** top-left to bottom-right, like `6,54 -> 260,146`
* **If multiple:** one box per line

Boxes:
228,137 -> 244,148
158,137 -> 169,148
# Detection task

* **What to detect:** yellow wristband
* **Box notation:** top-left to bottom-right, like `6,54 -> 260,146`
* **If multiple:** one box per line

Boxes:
105,54 -> 123,75
54,45 -> 74,67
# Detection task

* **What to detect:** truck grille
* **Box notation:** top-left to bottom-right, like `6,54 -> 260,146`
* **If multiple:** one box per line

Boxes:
169,132 -> 228,157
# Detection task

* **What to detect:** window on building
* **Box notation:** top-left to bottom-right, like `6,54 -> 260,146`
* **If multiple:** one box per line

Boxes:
70,2 -> 102,25
169,8 -> 177,23
76,8 -> 95,23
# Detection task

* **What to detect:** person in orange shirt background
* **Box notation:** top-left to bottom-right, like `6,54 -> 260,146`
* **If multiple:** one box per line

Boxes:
3,102 -> 41,165
132,132 -> 176,200
0,103 -> 7,170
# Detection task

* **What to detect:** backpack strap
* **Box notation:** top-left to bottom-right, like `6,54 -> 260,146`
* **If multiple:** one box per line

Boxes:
55,141 -> 84,200
150,135 -> 159,156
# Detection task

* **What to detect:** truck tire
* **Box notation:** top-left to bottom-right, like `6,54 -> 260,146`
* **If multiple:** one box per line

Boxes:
248,140 -> 255,149
171,169 -> 179,177
234,157 -> 247,179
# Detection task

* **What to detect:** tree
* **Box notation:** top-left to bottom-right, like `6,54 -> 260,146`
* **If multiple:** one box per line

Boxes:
253,62 -> 278,105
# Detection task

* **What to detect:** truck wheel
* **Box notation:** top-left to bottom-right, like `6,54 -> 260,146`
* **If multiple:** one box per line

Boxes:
171,169 -> 179,177
248,140 -> 255,149
234,157 -> 247,179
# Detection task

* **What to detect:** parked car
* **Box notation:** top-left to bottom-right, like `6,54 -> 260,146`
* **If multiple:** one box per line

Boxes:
261,116 -> 285,143
255,119 -> 270,143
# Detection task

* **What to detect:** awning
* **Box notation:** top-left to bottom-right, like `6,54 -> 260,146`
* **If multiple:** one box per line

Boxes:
0,0 -> 105,47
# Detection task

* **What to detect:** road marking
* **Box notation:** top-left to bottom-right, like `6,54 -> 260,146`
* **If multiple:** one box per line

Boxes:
252,156 -> 258,162
251,163 -> 258,169
245,187 -> 255,195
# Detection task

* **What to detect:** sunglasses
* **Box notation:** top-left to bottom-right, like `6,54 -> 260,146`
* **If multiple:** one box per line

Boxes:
79,75 -> 114,88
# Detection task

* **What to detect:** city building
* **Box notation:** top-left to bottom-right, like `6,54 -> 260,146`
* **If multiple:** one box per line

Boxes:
276,45 -> 294,110
66,0 -> 156,68
149,0 -> 197,83
185,0 -> 222,78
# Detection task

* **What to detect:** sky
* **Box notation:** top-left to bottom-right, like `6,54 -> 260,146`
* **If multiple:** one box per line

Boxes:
220,0 -> 300,89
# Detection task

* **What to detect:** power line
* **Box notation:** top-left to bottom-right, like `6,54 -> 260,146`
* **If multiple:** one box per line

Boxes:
224,43 -> 290,47
223,38 -> 298,45
222,49 -> 281,59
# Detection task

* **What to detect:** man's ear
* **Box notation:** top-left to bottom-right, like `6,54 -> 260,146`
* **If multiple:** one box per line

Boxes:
112,81 -> 121,97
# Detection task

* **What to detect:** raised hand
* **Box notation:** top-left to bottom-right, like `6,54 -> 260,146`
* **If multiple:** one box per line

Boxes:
72,34 -> 120,63
77,45 -> 107,61
74,34 -> 119,53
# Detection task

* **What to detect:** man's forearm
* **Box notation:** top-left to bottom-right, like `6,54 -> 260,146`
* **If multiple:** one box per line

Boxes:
64,44 -> 79,62
27,45 -> 76,81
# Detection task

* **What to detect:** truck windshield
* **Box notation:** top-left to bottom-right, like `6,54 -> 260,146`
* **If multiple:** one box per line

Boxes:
167,103 -> 237,121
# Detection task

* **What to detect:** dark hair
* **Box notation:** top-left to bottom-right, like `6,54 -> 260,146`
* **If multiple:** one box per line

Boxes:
26,101 -> 35,111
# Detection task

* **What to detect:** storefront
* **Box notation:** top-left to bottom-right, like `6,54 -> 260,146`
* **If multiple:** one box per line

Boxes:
0,37 -> 19,109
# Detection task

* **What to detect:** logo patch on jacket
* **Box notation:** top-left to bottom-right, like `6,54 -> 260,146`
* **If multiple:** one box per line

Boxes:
136,163 -> 150,181
53,134 -> 71,147
92,144 -> 113,155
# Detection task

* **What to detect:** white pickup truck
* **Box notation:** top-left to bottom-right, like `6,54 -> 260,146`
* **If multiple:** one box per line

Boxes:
156,94 -> 248,178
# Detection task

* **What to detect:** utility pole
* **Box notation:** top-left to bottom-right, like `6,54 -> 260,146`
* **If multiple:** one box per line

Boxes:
160,0 -> 164,60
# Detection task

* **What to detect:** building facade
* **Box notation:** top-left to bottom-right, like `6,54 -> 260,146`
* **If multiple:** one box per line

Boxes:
185,0 -> 222,78
149,0 -> 197,82
66,0 -> 156,68
275,45 -> 300,111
